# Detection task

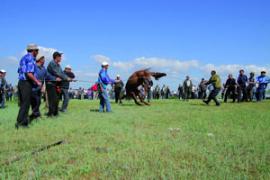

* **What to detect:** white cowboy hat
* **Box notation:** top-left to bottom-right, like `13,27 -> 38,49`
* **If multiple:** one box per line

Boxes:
65,65 -> 72,69
102,61 -> 109,66
0,69 -> 6,73
26,43 -> 39,51
36,55 -> 45,61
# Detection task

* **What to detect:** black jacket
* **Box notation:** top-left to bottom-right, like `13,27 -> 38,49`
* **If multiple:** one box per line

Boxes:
62,71 -> 75,89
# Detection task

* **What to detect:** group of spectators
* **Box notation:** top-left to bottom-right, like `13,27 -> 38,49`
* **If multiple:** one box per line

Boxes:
14,44 -> 75,129
0,70 -> 15,108
176,69 -> 270,103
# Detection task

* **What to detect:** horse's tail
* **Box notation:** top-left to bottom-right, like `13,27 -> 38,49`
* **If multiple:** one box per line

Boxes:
150,72 -> 167,80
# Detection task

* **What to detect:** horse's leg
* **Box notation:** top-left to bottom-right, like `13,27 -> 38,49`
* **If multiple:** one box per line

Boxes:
131,92 -> 142,105
138,93 -> 150,106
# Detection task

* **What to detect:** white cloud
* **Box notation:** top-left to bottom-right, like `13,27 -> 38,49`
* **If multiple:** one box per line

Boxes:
108,56 -> 200,74
113,61 -> 135,70
38,46 -> 58,60
201,63 -> 270,76
92,54 -> 111,64
134,57 -> 199,73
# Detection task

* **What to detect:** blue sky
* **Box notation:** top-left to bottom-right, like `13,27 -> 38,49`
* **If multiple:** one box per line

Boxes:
0,0 -> 269,90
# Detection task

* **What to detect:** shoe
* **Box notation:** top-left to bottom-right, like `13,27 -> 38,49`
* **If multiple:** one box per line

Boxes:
15,123 -> 19,130
15,123 -> 29,129
203,100 -> 209,105
46,113 -> 53,118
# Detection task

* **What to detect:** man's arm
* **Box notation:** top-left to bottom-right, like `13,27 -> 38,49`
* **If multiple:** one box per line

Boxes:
205,77 -> 214,86
25,59 -> 41,86
27,73 -> 41,86
48,62 -> 68,80
100,71 -> 114,84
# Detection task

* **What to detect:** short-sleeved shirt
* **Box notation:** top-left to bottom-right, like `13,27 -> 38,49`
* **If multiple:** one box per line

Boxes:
18,53 -> 36,81
257,75 -> 270,89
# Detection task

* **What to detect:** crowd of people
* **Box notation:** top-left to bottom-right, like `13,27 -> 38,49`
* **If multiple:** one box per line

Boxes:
1,44 -> 270,129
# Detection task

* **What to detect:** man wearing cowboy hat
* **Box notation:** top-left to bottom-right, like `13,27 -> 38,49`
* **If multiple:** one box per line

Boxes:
0,69 -> 7,108
16,44 -> 42,128
114,74 -> 124,104
60,65 -> 75,112
46,51 -> 71,117
256,70 -> 270,101
98,61 -> 115,112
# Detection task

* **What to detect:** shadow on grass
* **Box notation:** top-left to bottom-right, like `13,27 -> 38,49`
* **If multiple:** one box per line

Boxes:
118,103 -> 137,107
189,102 -> 208,106
89,109 -> 99,112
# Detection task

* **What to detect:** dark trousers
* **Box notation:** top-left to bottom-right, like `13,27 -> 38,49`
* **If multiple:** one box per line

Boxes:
61,88 -> 69,110
247,86 -> 255,101
199,90 -> 207,99
147,90 -> 152,102
184,88 -> 191,100
17,80 -> 32,126
238,85 -> 247,102
206,88 -> 220,105
46,83 -> 59,116
115,89 -> 122,103
31,90 -> 42,117
224,87 -> 236,102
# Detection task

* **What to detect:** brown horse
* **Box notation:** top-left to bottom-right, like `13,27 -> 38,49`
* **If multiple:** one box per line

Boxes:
123,69 -> 166,105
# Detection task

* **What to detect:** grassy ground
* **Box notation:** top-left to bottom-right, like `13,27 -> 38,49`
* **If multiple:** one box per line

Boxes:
0,99 -> 270,179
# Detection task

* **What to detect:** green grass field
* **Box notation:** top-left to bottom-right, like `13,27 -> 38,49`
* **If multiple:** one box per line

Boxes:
0,99 -> 270,179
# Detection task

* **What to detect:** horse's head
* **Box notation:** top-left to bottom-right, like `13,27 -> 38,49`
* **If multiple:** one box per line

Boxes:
150,72 -> 167,80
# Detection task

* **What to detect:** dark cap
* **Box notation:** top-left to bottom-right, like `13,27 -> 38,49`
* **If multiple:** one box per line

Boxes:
53,51 -> 63,59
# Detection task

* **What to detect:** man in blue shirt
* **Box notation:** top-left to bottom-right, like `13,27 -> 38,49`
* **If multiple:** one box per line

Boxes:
16,44 -> 42,129
237,69 -> 248,102
256,71 -> 270,101
98,62 -> 115,112
30,55 -> 55,120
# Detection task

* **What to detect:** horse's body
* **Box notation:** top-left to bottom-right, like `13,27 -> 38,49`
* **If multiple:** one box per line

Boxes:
123,69 -> 166,105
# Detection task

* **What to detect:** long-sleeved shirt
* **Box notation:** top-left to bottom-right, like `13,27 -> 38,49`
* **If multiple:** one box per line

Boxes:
98,68 -> 114,90
47,60 -> 68,85
237,74 -> 248,87
17,53 -> 36,81
32,64 -> 55,91
62,71 -> 75,89
256,75 -> 270,89
114,79 -> 124,91
225,78 -> 236,88
0,77 -> 7,89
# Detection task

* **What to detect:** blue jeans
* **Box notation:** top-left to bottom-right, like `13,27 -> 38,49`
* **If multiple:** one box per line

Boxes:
99,90 -> 111,112
256,88 -> 265,101
61,89 -> 69,111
